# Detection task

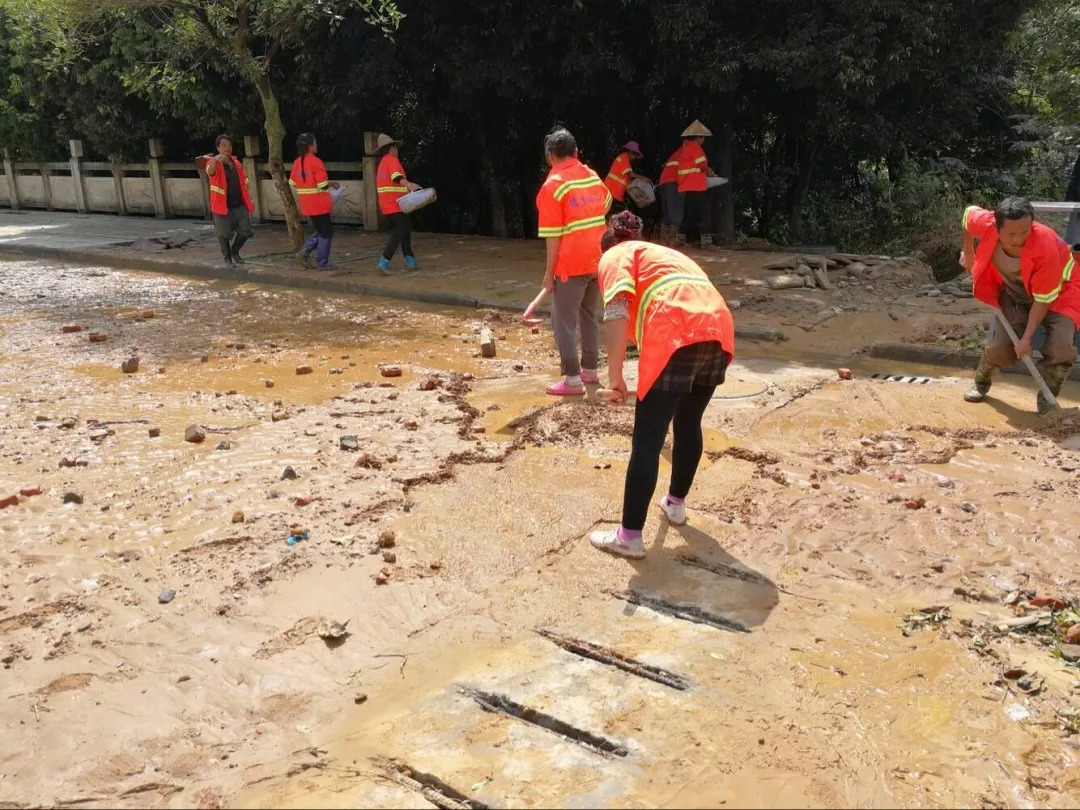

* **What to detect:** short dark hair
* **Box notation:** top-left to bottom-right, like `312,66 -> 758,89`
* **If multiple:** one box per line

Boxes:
544,127 -> 577,160
215,134 -> 232,148
994,196 -> 1035,229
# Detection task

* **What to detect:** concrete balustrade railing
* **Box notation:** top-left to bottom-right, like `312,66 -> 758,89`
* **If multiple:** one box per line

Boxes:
0,133 -> 381,228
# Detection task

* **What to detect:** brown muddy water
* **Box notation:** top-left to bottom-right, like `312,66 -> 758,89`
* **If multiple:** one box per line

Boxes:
2,258 -> 1080,809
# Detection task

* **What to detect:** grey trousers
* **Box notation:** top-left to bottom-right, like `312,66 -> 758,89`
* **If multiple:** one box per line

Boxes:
660,184 -> 684,228
552,273 -> 601,376
985,291 -> 1077,368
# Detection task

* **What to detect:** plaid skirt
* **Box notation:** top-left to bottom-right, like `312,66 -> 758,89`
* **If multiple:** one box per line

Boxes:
654,340 -> 729,393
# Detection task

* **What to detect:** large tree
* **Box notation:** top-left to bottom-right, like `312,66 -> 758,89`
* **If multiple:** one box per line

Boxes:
2,0 -> 401,248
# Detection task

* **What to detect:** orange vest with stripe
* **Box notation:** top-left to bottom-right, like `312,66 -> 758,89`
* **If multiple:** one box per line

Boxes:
535,158 -> 613,280
598,241 -> 735,399
963,205 -> 1080,326
288,154 -> 332,217
604,151 -> 633,202
207,156 -> 254,216
677,140 -> 708,192
659,146 -> 683,186
377,154 -> 408,215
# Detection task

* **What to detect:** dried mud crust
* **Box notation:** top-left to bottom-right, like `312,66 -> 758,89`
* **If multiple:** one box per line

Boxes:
506,401 -> 634,448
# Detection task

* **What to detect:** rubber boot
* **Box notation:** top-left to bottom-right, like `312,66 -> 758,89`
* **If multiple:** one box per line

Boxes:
296,233 -> 318,268
1037,362 -> 1073,415
218,237 -> 234,267
231,232 -> 250,264
315,236 -> 337,270
964,352 -> 998,403
377,256 -> 392,276
405,255 -> 419,271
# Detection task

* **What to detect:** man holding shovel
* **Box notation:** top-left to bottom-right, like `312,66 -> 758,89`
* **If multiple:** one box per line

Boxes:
961,196 -> 1078,414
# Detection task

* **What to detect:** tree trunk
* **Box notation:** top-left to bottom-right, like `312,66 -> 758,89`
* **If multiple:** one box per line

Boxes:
788,135 -> 818,241
253,72 -> 303,251
715,89 -> 736,242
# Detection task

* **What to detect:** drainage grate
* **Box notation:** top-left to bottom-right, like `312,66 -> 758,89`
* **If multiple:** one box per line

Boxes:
460,687 -> 629,757
609,589 -> 750,634
376,757 -> 488,810
870,372 -> 933,384
536,628 -> 689,690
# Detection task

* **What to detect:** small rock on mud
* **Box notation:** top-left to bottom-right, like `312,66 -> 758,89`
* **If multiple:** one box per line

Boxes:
904,497 -> 926,510
88,332 -> 108,343
148,427 -> 161,437
121,357 -> 140,374
0,495 -> 18,509
354,693 -> 368,705
265,379 -> 275,388
418,377 -> 439,391
158,589 -> 176,604
378,530 -> 397,549
281,466 -> 298,480
837,368 -> 852,381
382,551 -> 397,564
1064,624 -> 1080,645
316,619 -> 349,640
19,487 -> 42,497
339,436 -> 359,452
60,417 -> 77,429
480,328 -> 496,358
61,324 -> 84,334
380,365 -> 402,378
215,440 -> 231,451
295,365 -> 314,375
184,425 -> 206,444
1059,644 -> 1080,663
961,502 -> 978,514
62,492 -> 84,505
232,510 -> 245,524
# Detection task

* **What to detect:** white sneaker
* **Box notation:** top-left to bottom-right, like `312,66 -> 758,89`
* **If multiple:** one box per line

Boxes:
589,529 -> 645,559
658,495 -> 687,525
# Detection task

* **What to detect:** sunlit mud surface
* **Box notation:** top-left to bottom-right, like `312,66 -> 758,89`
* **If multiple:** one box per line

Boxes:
2,258 -> 1080,809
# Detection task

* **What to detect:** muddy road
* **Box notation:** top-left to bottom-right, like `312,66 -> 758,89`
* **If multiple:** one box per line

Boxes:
2,258 -> 1080,809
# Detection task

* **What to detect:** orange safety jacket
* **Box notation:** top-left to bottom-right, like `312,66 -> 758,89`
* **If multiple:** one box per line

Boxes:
288,154 -> 332,217
377,154 -> 409,216
676,140 -> 708,193
659,146 -> 683,186
206,155 -> 255,216
536,157 -> 613,280
604,151 -> 634,202
599,240 -> 735,399
963,205 -> 1080,327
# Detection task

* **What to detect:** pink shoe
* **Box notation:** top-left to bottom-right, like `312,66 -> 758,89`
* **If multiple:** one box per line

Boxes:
546,379 -> 585,396
580,370 -> 600,385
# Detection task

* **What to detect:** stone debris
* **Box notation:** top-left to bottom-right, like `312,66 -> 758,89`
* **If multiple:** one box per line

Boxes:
184,425 -> 207,444
121,357 -> 140,374
88,332 -> 108,343
296,365 -> 314,375
480,328 -> 496,358
158,589 -> 176,604
63,492 -> 84,505
149,427 -> 161,437
380,365 -> 403,378
232,510 -> 245,524
61,324 -> 84,333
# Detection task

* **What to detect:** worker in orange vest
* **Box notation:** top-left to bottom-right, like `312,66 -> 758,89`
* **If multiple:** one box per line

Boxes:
589,210 -> 735,559
289,132 -> 340,270
535,126 -> 613,396
960,197 -> 1078,413
676,119 -> 718,248
657,143 -> 684,244
198,135 -> 255,267
604,140 -> 647,212
374,133 -> 422,275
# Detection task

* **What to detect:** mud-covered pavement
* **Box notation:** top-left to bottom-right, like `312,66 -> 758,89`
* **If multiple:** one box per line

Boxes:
3,258 -> 1080,809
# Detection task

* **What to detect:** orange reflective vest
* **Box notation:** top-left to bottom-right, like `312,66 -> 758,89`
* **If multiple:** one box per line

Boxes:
604,151 -> 634,202
677,140 -> 708,193
963,205 -> 1080,326
659,146 -> 683,186
598,240 -> 735,399
207,156 -> 254,216
377,154 -> 408,215
288,154 -> 332,217
536,157 -> 613,280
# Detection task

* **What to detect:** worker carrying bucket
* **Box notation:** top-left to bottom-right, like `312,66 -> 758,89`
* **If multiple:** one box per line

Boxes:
960,196 -> 1078,416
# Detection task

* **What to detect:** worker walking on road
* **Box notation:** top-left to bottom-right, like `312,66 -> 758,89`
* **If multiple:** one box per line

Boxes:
199,135 -> 256,267
604,141 -> 647,213
677,120 -> 716,249
536,126 -> 612,396
375,134 -> 422,275
590,211 -> 735,559
961,196 -> 1078,414
289,132 -> 340,270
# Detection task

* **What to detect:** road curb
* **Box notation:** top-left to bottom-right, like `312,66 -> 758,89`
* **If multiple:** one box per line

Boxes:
869,341 -> 1080,382
0,240 -> 786,343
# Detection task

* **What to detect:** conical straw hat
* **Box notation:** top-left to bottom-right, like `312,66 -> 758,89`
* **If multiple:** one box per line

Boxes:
681,120 -> 713,138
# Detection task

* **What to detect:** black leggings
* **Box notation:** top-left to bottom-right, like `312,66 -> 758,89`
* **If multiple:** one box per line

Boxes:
382,212 -> 413,260
622,385 -> 715,530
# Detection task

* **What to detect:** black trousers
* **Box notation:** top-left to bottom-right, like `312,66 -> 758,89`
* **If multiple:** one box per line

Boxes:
309,213 -> 333,238
382,212 -> 414,260
683,191 -> 711,238
621,384 -> 715,530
